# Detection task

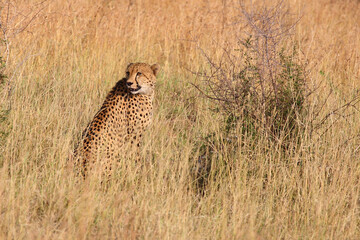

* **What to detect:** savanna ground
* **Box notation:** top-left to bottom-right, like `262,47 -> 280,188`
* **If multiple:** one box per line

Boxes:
0,0 -> 360,239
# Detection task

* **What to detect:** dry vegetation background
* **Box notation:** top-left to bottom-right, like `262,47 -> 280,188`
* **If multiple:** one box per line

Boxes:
0,0 -> 360,239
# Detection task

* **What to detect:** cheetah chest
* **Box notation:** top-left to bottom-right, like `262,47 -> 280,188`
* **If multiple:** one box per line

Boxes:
109,93 -> 153,141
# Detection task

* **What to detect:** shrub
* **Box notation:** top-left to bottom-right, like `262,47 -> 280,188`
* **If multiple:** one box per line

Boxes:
191,1 -> 308,193
192,1 -> 360,194
194,1 -> 307,147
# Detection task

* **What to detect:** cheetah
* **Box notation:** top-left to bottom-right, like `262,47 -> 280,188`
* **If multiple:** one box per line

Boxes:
73,62 -> 160,177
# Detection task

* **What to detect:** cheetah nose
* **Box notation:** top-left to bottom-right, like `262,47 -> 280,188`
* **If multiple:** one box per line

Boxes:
126,82 -> 134,87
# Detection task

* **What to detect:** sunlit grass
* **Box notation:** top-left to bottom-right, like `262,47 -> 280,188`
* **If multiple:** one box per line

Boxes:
0,0 -> 360,239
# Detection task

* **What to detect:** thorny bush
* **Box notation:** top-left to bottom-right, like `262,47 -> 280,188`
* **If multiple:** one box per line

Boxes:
191,1 -> 360,194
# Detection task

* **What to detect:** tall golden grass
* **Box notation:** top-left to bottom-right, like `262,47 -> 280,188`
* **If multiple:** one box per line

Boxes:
1,0 -> 360,239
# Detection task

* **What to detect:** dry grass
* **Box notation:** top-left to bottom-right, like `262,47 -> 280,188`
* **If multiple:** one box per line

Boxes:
1,0 -> 360,239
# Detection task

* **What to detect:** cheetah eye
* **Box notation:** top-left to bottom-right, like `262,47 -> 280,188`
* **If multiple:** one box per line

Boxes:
126,71 -> 130,76
137,72 -> 142,77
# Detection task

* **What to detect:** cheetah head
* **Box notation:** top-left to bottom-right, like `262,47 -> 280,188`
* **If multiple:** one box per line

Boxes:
125,62 -> 160,95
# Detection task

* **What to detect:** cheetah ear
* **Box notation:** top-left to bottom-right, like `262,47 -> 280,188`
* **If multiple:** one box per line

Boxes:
151,64 -> 160,76
126,63 -> 134,70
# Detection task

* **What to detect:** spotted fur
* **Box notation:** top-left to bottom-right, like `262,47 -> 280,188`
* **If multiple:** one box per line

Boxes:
74,62 -> 160,177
